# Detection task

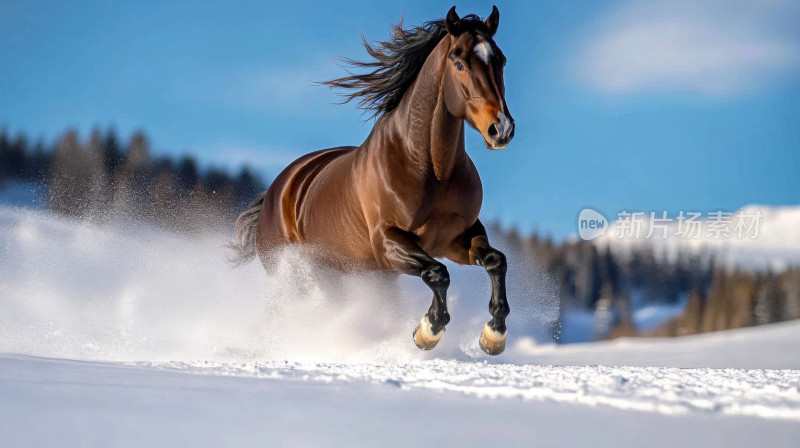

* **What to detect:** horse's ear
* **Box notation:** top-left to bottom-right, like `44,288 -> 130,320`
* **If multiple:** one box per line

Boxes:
445,6 -> 462,36
486,5 -> 499,36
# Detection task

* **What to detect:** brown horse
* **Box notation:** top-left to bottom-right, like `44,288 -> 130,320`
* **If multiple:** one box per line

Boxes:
230,6 -> 515,355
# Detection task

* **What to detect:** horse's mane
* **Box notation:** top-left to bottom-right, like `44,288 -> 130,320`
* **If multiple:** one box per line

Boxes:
323,14 -> 488,118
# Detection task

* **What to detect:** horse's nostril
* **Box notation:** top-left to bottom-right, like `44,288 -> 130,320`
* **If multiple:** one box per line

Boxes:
488,123 -> 499,139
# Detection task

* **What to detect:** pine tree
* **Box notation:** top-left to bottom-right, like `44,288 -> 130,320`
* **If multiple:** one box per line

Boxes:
85,128 -> 109,216
49,130 -> 85,216
0,129 -> 27,181
177,156 -> 199,193
754,274 -> 782,325
150,170 -> 179,229
232,166 -> 263,209
778,270 -> 800,321
114,130 -> 153,218
728,273 -> 755,329
103,128 -> 124,176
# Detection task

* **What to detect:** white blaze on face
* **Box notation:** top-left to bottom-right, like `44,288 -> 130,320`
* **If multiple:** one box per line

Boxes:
474,40 -> 492,65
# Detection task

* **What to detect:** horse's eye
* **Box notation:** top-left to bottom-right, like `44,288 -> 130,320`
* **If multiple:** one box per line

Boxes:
454,61 -> 465,71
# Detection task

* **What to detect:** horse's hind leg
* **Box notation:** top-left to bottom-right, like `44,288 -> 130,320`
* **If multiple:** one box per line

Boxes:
446,220 -> 510,355
374,227 -> 450,350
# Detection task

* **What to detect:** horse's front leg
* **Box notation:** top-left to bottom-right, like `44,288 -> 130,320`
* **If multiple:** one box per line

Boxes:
374,227 -> 450,350
446,220 -> 509,355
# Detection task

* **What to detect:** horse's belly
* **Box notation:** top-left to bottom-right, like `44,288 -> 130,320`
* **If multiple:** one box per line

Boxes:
413,211 -> 475,258
299,198 -> 374,263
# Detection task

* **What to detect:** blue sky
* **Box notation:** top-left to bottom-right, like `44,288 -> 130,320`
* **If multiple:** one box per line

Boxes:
2,0 -> 799,238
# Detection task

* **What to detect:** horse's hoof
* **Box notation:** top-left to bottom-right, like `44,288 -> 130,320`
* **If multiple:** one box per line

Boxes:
479,323 -> 506,356
413,315 -> 444,351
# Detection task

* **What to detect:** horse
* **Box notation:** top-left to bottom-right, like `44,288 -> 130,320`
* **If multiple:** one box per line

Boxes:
230,6 -> 515,355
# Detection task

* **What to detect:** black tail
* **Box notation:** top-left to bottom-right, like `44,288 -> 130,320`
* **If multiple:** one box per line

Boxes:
228,191 -> 268,266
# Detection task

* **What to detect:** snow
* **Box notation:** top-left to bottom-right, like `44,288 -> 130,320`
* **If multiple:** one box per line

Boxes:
136,356 -> 800,419
1,203 -> 800,446
2,353 -> 800,447
0,204 -> 559,363
515,319 -> 800,369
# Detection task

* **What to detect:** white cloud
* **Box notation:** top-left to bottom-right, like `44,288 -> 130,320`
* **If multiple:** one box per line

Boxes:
578,0 -> 800,95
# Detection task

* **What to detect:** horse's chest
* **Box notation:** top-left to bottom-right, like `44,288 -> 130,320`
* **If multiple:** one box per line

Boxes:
404,181 -> 481,252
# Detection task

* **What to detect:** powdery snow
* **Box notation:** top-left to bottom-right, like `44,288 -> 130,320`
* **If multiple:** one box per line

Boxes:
2,204 -> 800,446
2,354 -> 800,447
137,357 -> 800,420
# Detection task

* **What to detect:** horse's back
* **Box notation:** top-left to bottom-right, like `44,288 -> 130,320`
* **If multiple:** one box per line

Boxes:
255,146 -> 374,266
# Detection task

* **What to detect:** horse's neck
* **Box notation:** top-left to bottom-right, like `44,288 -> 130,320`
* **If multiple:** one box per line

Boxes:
387,37 -> 465,181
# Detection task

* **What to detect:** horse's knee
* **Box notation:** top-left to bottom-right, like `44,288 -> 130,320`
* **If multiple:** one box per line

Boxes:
421,262 -> 450,290
482,249 -> 507,275
490,301 -> 510,320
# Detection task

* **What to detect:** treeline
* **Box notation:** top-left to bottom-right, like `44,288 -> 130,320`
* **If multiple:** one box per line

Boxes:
0,127 -> 265,231
651,269 -> 800,337
501,229 -> 800,340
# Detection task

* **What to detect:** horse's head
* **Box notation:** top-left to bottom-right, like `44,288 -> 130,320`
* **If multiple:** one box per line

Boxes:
441,6 -> 514,150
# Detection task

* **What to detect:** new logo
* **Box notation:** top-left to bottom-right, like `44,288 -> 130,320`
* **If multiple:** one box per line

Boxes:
578,208 -> 608,241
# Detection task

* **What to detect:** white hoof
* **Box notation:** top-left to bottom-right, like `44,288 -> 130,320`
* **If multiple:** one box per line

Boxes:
413,315 -> 444,351
479,322 -> 506,356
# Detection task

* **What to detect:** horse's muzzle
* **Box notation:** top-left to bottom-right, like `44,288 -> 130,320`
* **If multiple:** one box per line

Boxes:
485,113 -> 514,150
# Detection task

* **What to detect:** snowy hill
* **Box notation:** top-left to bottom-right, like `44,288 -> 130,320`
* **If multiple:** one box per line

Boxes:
593,205 -> 800,271
2,322 -> 800,447
2,205 -> 800,446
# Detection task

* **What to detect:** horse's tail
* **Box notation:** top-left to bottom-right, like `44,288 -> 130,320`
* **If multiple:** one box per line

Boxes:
228,191 -> 268,266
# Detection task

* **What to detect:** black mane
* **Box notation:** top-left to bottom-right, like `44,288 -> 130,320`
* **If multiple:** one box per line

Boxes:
323,14 -> 488,118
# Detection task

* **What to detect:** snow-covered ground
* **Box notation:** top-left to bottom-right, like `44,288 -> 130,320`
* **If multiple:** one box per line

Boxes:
3,350 -> 800,447
1,204 -> 799,446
